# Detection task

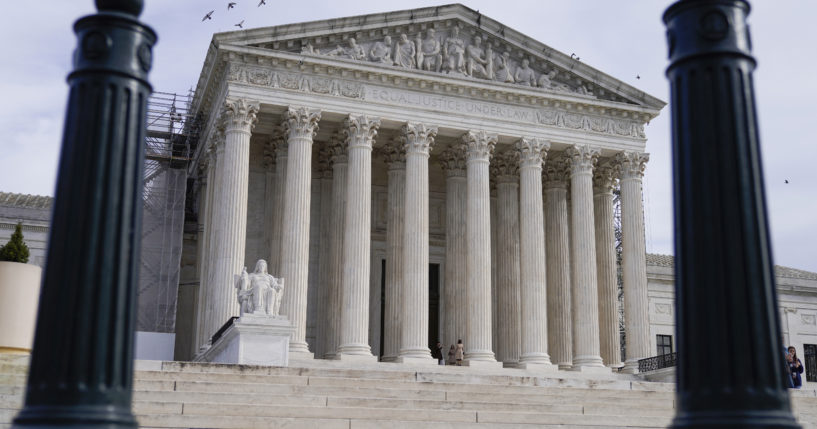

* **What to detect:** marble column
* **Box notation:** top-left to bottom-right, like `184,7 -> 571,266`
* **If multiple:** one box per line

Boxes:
462,130 -> 499,365
492,151 -> 521,365
195,146 -> 217,351
208,99 -> 258,340
398,122 -> 437,362
280,106 -> 321,357
616,151 -> 651,373
381,139 -> 406,362
323,134 -> 347,359
490,185 -> 498,355
566,144 -> 606,370
337,114 -> 380,359
517,137 -> 554,367
262,136 -> 277,264
314,144 -> 334,359
593,162 -> 621,368
440,146 -> 467,349
269,127 -> 287,276
544,156 -> 572,369
203,128 -> 225,350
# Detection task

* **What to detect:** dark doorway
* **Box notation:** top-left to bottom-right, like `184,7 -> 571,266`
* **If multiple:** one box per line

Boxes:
429,263 -> 440,347
379,258 -> 386,358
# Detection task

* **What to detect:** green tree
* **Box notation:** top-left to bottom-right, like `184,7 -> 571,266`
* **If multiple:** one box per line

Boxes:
0,223 -> 30,263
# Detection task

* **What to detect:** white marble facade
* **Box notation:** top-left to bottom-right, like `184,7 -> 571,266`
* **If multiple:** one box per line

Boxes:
186,5 -> 667,371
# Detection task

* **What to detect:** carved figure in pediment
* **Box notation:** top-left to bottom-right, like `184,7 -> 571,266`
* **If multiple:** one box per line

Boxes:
443,26 -> 466,74
576,84 -> 594,96
369,35 -> 393,64
393,33 -> 416,68
484,41 -> 495,80
465,36 -> 489,78
347,38 -> 366,61
514,58 -> 536,86
538,69 -> 570,92
300,42 -> 315,54
494,51 -> 515,83
417,29 -> 443,72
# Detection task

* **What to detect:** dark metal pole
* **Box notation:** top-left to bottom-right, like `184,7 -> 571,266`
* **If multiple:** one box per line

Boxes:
664,1 -> 799,427
12,1 -> 155,428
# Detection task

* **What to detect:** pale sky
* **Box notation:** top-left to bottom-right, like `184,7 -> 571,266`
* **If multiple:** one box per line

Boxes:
2,1 -> 815,273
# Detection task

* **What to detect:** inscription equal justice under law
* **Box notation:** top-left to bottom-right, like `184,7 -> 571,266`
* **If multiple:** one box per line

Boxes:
367,86 -> 536,123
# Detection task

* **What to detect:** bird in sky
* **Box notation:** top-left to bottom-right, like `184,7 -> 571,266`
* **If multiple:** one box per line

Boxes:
258,0 -> 266,6
785,179 -> 789,184
227,2 -> 236,10
235,20 -> 244,28
571,53 -> 576,58
202,10 -> 214,21
636,75 -> 641,79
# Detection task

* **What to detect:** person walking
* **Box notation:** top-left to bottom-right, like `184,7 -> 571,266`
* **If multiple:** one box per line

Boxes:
431,341 -> 445,365
787,346 -> 805,388
455,339 -> 464,366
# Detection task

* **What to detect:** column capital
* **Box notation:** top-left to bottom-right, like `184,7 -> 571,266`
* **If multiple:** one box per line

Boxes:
565,144 -> 600,176
440,145 -> 467,177
222,98 -> 259,132
344,114 -> 381,150
382,138 -> 406,170
543,154 -> 571,189
516,137 -> 550,169
491,150 -> 519,184
614,151 -> 649,180
593,161 -> 617,195
462,130 -> 497,163
401,122 -> 438,156
285,106 -> 321,140
327,133 -> 349,165
316,142 -> 334,179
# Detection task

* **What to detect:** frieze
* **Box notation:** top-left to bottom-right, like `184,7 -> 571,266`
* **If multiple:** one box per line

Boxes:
226,62 -> 644,138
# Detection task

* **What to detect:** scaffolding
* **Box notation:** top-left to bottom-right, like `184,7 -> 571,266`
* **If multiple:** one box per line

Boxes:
138,90 -> 200,334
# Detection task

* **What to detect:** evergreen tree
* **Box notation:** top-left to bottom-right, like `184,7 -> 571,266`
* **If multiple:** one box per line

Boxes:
0,222 -> 30,263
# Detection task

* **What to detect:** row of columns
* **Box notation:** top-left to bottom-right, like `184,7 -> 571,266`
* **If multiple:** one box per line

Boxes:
194,97 -> 651,372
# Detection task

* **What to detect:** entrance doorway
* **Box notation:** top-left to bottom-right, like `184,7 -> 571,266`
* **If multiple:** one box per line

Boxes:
377,261 -> 441,357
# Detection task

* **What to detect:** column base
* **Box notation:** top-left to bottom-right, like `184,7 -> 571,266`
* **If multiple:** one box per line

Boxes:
395,356 -> 438,366
337,343 -> 373,356
462,359 -> 504,369
334,353 -> 378,363
621,359 -> 640,374
289,340 -> 312,354
289,350 -> 314,361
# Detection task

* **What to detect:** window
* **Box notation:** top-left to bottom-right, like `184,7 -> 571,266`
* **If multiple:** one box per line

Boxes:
805,344 -> 817,383
657,334 -> 673,356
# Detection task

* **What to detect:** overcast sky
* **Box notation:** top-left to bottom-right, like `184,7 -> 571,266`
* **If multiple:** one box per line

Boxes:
2,1 -> 815,273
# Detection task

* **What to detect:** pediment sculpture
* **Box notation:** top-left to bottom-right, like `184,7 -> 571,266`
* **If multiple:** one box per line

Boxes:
235,259 -> 284,317
292,25 -> 599,99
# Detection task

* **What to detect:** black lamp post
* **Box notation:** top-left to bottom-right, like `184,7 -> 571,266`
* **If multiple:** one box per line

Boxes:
664,1 -> 799,427
12,1 -> 155,428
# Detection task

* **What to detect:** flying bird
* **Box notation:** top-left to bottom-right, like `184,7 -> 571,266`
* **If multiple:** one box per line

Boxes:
785,179 -> 789,184
636,75 -> 641,79
571,53 -> 576,58
258,0 -> 266,6
227,2 -> 236,10
235,20 -> 244,28
202,10 -> 214,21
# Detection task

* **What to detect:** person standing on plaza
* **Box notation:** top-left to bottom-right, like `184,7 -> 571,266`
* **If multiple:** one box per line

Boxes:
787,346 -> 804,388
455,339 -> 464,366
447,345 -> 456,365
431,341 -> 445,365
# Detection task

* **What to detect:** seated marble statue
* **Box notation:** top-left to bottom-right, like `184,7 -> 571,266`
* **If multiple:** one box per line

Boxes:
234,259 -> 284,317
494,51 -> 515,83
369,35 -> 393,64
538,69 -> 570,92
417,29 -> 442,72
465,36 -> 489,79
514,58 -> 536,86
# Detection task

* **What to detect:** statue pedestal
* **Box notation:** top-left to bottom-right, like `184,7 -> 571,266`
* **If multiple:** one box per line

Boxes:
197,314 -> 295,367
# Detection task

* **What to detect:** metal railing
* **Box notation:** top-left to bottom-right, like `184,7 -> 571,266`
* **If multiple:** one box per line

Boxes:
638,352 -> 677,372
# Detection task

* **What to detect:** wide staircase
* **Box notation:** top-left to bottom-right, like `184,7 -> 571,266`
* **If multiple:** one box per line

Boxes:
1,354 -> 815,428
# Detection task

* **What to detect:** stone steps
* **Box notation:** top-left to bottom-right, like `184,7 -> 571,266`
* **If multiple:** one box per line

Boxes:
0,356 -> 813,428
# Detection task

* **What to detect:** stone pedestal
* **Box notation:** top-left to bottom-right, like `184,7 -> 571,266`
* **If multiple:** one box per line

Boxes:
197,314 -> 295,367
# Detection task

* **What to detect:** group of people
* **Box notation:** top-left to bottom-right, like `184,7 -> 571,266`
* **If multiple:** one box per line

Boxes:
785,345 -> 805,388
431,340 -> 465,366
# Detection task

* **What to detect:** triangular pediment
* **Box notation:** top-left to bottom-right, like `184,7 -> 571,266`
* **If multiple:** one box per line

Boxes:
211,4 -> 664,110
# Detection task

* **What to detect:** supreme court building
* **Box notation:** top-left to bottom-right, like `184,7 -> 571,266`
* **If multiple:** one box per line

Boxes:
177,4 -> 666,373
